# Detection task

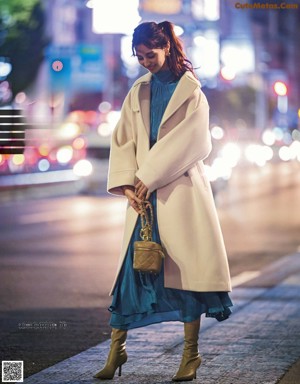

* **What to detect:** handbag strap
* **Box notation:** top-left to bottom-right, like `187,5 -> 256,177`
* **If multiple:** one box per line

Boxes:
138,200 -> 154,241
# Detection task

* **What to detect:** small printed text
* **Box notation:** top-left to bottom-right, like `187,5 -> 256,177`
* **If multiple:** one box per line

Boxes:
235,2 -> 299,9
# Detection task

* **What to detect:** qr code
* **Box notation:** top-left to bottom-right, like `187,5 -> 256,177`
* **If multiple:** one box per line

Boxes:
2,361 -> 24,382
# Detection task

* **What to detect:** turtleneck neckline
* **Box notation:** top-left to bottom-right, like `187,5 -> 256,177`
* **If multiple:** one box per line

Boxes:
152,69 -> 177,84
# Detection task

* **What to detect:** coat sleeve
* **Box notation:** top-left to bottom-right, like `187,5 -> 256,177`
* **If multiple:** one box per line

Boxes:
107,92 -> 137,196
136,89 -> 211,193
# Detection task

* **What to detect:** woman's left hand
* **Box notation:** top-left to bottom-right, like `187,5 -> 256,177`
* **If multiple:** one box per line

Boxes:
135,179 -> 150,200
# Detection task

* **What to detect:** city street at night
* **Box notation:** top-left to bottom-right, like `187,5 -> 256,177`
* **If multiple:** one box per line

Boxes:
0,160 -> 300,381
1,0 -> 300,383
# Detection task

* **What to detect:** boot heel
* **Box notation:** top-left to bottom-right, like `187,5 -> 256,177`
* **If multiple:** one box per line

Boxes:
93,329 -> 127,380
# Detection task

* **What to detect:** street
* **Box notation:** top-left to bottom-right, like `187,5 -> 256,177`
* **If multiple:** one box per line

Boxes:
0,161 -> 300,378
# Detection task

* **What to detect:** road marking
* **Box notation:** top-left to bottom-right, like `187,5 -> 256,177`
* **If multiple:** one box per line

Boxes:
17,201 -> 127,224
18,211 -> 75,224
231,271 -> 261,287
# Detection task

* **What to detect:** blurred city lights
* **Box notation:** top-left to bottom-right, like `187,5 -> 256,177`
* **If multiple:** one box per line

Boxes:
85,0 -> 94,8
273,127 -> 284,141
57,122 -> 80,140
278,146 -> 291,161
262,146 -> 274,161
174,25 -> 184,36
48,150 -> 57,163
273,81 -> 287,96
38,144 -> 50,157
277,95 -> 288,114
192,0 -> 220,21
73,159 -> 93,177
220,66 -> 236,81
0,61 -> 12,78
283,132 -> 292,145
191,31 -> 219,78
220,142 -> 241,167
289,141 -> 300,160
72,137 -> 86,150
245,144 -> 273,167
211,125 -> 224,140
262,130 -> 276,146
106,110 -> 121,125
12,155 -> 25,166
292,129 -> 300,141
98,101 -> 112,113
193,35 -> 206,47
1,0 -> 299,188
15,92 -> 27,104
221,42 -> 255,74
68,111 -> 86,124
38,159 -> 50,172
8,155 -> 25,172
98,123 -> 112,137
141,0 -> 181,14
204,159 -> 232,182
56,146 -> 73,164
0,81 -> 12,103
121,35 -> 140,78
92,0 -> 140,34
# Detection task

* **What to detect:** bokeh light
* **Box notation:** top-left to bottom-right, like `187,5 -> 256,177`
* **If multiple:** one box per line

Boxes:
56,146 -> 73,164
38,159 -> 50,172
73,159 -> 93,177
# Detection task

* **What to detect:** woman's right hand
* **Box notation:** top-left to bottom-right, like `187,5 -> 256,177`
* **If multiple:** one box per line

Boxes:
123,186 -> 142,214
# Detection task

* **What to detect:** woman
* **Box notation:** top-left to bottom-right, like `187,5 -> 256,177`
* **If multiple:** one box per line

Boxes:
94,21 -> 233,382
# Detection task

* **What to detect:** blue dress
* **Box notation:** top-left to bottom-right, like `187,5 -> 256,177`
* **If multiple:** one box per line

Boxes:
109,70 -> 233,330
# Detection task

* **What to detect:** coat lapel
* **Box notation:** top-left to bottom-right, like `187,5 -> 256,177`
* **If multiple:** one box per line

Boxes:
134,71 -> 200,140
139,83 -> 151,136
132,73 -> 151,137
159,72 -> 199,128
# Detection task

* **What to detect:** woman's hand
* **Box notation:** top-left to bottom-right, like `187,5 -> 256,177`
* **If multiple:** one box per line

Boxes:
135,179 -> 150,200
123,186 -> 142,214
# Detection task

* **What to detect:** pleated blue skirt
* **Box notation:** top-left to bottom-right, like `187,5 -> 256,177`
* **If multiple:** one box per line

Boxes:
109,191 -> 233,330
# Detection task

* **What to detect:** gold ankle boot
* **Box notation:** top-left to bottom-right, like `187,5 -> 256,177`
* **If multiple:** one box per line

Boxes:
93,328 -> 128,380
172,319 -> 201,382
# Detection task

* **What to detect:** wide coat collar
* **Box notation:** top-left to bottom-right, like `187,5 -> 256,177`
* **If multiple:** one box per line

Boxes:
131,71 -> 201,136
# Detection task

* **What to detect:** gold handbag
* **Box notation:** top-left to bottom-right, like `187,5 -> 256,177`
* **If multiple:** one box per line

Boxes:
133,200 -> 165,274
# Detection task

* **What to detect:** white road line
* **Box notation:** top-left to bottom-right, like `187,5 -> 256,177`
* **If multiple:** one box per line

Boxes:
18,211 -> 76,224
231,271 -> 261,287
17,201 -> 127,224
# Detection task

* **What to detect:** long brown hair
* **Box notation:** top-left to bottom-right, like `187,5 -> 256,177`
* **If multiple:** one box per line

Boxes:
132,21 -> 196,79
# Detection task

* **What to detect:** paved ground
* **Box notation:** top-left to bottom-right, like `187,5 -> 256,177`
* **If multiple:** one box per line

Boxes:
17,252 -> 300,384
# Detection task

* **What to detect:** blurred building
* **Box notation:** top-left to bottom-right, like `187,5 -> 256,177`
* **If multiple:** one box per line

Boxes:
250,0 -> 300,130
138,0 -> 299,132
1,0 -> 299,181
40,0 -> 300,131
44,0 -> 128,113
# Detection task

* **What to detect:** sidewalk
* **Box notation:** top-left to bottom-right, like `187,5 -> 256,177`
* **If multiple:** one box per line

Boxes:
21,253 -> 300,384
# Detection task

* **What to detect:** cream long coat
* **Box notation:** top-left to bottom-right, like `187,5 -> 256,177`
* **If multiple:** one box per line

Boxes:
107,71 -> 232,295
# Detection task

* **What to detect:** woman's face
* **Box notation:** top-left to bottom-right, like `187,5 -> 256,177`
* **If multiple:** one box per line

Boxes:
135,44 -> 169,73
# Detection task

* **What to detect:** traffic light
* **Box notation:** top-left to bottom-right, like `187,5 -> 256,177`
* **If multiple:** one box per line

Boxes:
273,81 -> 287,96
